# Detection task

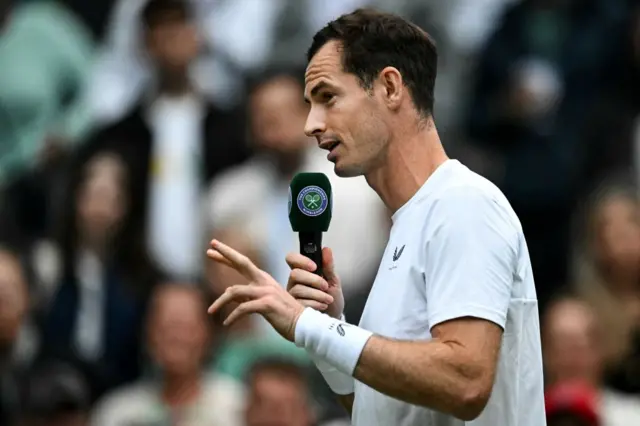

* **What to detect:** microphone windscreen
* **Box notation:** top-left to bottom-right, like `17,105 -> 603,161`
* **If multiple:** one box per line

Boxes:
289,173 -> 333,232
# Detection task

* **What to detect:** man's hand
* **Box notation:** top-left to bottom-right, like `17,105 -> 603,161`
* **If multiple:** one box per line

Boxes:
206,239 -> 305,341
286,247 -> 344,319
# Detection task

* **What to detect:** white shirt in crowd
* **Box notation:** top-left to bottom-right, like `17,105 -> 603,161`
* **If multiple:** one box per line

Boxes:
90,373 -> 244,426
354,159 -> 546,426
147,94 -> 204,279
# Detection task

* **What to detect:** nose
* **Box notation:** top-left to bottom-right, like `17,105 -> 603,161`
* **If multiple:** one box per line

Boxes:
304,106 -> 326,138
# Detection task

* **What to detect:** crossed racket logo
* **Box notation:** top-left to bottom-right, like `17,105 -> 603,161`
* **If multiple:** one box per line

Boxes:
303,193 -> 322,210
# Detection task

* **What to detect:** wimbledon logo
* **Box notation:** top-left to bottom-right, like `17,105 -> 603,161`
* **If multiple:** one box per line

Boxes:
297,185 -> 328,217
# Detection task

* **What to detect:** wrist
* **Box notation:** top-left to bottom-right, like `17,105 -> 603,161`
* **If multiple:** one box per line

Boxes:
294,307 -> 373,376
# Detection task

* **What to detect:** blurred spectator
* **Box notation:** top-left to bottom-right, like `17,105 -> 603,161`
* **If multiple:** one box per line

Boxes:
0,247 -> 29,426
542,295 -> 640,425
206,68 -> 388,304
0,0 -> 96,239
90,282 -> 244,426
465,0 -> 627,308
88,0 -> 258,123
31,151 -> 160,401
84,0 -> 250,281
244,358 -> 316,426
572,183 -> 640,393
17,359 -> 91,426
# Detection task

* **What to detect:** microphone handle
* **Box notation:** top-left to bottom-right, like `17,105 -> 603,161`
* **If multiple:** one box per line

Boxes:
298,232 -> 324,277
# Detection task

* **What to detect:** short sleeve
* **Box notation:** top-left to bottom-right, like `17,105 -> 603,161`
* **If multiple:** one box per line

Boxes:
424,186 -> 519,330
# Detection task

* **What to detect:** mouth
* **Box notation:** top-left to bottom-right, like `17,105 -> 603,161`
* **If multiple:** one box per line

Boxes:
319,139 -> 340,153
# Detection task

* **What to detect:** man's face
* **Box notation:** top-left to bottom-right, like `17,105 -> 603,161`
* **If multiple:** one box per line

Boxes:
145,16 -> 199,72
304,41 -> 390,177
594,194 -> 640,271
250,77 -> 309,156
543,300 -> 603,385
147,287 -> 210,375
245,372 -> 312,426
76,154 -> 127,247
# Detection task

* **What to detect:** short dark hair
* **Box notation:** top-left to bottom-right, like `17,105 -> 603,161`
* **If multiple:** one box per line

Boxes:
141,0 -> 191,29
307,8 -> 438,117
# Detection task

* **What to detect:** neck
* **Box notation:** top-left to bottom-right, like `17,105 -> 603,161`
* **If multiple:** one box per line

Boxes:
158,68 -> 191,96
365,119 -> 448,213
161,372 -> 201,406
78,236 -> 109,260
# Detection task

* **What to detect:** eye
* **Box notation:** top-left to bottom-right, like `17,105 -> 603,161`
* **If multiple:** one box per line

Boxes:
321,92 -> 335,104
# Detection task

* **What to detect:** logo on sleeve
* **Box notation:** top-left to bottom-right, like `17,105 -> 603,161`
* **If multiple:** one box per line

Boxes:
392,245 -> 405,262
297,185 -> 328,217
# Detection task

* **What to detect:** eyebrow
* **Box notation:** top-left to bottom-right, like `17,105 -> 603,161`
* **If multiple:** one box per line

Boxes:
304,81 -> 331,104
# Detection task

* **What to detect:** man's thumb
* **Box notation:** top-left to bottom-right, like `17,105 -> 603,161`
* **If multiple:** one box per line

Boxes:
321,247 -> 338,282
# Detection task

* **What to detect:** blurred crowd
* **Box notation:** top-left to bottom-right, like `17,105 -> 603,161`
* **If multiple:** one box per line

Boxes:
0,0 -> 640,425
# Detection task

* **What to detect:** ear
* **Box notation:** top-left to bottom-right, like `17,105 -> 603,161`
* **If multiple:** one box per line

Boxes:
377,66 -> 404,111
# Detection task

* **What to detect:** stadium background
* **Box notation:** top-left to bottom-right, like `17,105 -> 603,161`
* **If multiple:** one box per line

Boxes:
0,0 -> 639,425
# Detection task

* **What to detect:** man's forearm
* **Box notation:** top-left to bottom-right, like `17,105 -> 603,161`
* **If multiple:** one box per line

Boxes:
295,309 -> 494,420
352,336 -> 488,420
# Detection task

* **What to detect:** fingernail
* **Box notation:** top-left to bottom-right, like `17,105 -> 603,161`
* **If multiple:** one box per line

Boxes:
211,239 -> 219,248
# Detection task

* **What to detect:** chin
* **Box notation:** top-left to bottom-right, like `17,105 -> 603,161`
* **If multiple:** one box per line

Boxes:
333,161 -> 365,178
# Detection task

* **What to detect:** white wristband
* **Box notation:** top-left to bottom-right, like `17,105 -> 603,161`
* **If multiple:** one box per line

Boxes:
295,308 -> 373,378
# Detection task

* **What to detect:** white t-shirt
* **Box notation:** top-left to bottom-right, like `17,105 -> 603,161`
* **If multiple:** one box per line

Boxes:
353,159 -> 546,426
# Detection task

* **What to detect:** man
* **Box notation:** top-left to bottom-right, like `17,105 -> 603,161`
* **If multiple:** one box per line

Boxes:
86,0 -> 249,280
90,282 -> 244,426
206,8 -> 545,426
